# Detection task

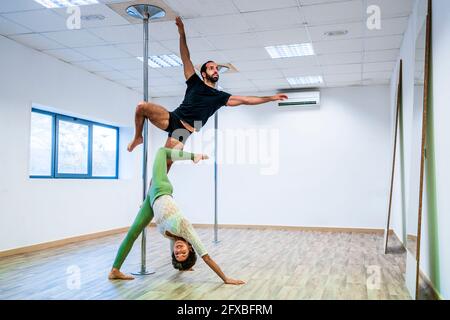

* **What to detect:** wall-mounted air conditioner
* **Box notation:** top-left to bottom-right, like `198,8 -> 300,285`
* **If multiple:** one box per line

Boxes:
278,91 -> 320,107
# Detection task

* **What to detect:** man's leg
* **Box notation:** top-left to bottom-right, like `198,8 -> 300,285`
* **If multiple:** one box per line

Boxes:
127,101 -> 171,152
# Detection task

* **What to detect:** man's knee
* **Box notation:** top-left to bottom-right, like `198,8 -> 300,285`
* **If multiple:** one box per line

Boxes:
136,101 -> 149,115
136,102 -> 159,119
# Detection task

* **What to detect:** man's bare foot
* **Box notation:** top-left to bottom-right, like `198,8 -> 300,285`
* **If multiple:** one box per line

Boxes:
108,268 -> 135,280
127,136 -> 143,152
193,154 -> 209,164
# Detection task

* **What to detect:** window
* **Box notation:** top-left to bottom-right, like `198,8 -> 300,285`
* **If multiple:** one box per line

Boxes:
30,108 -> 119,179
29,110 -> 54,177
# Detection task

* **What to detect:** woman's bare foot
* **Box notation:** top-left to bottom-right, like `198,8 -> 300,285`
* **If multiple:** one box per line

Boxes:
193,154 -> 209,164
108,268 -> 135,280
127,136 -> 143,152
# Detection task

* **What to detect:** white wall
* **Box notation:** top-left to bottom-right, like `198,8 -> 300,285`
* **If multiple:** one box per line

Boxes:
149,85 -> 391,229
390,0 -> 450,299
0,35 -> 142,251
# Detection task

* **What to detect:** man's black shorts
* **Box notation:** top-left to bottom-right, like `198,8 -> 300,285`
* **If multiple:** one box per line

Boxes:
164,112 -> 192,143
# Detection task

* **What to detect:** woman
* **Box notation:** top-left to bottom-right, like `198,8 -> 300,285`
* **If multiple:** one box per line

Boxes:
109,147 -> 244,285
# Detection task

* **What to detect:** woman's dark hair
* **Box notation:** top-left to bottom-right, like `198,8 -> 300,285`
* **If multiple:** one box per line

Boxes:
200,60 -> 214,79
172,245 -> 197,271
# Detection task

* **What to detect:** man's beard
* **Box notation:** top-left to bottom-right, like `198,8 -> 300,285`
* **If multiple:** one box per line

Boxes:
206,73 -> 219,83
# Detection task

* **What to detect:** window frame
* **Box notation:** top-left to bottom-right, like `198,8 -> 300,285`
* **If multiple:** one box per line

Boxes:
30,108 -> 119,179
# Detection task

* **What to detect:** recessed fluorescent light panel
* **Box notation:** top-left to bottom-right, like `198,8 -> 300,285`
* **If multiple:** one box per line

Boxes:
137,55 -> 183,68
287,76 -> 323,86
265,43 -> 315,59
34,0 -> 98,8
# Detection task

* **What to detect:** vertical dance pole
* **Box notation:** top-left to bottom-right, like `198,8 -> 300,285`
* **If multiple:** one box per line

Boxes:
126,4 -> 165,276
212,67 -> 229,244
213,112 -> 219,244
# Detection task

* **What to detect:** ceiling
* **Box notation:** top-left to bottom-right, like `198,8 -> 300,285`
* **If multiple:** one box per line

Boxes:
0,0 -> 413,97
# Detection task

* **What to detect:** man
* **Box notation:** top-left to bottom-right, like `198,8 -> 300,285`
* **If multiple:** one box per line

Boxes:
127,16 -> 288,169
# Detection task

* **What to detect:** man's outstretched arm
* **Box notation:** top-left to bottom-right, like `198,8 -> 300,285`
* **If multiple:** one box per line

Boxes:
176,16 -> 195,80
226,94 -> 288,107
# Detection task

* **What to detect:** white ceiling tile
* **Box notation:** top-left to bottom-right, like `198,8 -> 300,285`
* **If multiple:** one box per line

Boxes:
232,0 -> 298,13
151,84 -> 186,94
0,16 -> 31,35
223,85 -> 259,93
300,0 -> 352,5
363,71 -> 392,80
0,0 -> 43,13
364,49 -> 399,62
114,78 -> 142,88
43,48 -> 90,62
362,79 -> 390,86
75,45 -> 131,59
3,9 -> 68,32
160,37 -> 214,53
272,55 -> 319,69
154,66 -> 185,78
220,79 -> 255,89
9,33 -> 65,50
95,70 -> 132,81
205,33 -> 262,50
231,59 -> 278,72
254,28 -> 309,46
281,65 -> 323,77
242,7 -> 305,31
326,81 -> 362,88
314,39 -> 363,54
89,24 -> 142,43
322,63 -> 362,75
365,17 -> 409,38
163,0 -> 239,18
251,78 -> 291,87
144,76 -> 180,86
227,86 -> 258,94
101,57 -> 144,70
148,20 -> 201,41
116,41 -> 172,57
318,52 -> 363,65
190,50 -> 228,65
169,75 -> 189,85
241,69 -> 284,80
364,35 -> 403,51
52,3 -> 130,28
363,61 -> 396,73
324,73 -> 362,83
190,14 -> 251,36
218,73 -> 249,84
367,0 -> 414,18
303,1 -> 363,25
122,68 -> 166,80
255,84 -> 286,92
221,47 -> 270,61
72,60 -> 113,72
43,29 -> 106,47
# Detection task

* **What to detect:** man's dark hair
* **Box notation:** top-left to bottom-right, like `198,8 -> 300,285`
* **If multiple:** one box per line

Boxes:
200,60 -> 214,79
172,246 -> 197,271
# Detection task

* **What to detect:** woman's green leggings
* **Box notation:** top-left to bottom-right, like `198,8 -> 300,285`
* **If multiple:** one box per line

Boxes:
112,195 -> 154,269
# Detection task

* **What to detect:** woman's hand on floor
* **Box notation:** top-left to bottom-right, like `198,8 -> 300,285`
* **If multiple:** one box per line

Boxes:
224,278 -> 245,285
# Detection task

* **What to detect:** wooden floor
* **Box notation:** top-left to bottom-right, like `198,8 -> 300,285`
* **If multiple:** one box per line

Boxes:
0,227 -> 415,300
